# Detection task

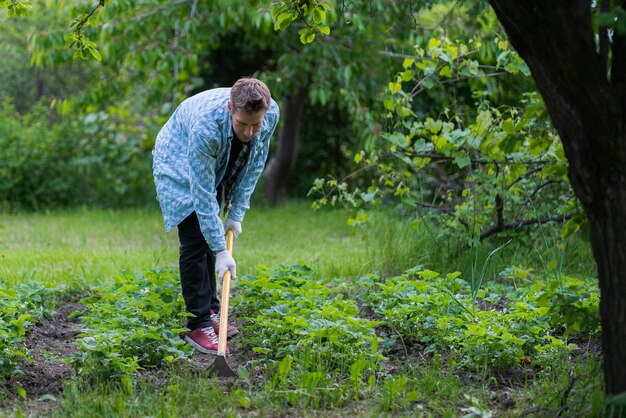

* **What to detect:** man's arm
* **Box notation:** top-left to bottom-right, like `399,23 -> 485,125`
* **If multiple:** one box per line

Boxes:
187,128 -> 227,252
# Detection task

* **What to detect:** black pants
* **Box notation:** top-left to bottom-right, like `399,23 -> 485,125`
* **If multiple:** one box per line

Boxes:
177,212 -> 219,330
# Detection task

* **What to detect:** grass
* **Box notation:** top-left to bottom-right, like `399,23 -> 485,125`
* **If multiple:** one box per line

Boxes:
0,201 -> 374,289
0,200 -> 603,417
0,201 -> 595,289
13,351 -> 604,418
361,209 -> 595,282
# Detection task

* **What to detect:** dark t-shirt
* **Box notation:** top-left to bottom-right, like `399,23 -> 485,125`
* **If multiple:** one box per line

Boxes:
218,133 -> 250,209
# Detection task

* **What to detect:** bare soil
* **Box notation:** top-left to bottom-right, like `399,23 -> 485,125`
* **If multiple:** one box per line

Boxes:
2,302 -> 83,402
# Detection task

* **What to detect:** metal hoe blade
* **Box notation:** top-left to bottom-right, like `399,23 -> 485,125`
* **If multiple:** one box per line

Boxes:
207,354 -> 237,377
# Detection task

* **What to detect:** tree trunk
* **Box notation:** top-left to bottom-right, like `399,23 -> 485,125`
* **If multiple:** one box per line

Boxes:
488,0 -> 626,395
264,87 -> 307,205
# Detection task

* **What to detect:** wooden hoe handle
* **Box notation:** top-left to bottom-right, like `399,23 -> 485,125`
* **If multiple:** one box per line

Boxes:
217,229 -> 235,355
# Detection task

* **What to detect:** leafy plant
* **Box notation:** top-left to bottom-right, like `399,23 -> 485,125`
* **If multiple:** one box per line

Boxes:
377,374 -> 419,412
69,268 -> 192,380
360,265 -> 596,369
232,263 -> 383,407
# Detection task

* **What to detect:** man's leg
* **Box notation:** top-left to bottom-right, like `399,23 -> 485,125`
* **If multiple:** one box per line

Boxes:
177,212 -> 213,330
206,250 -> 220,313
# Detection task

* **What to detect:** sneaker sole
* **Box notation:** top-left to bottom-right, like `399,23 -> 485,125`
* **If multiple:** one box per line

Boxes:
184,336 -> 218,354
212,327 -> 240,338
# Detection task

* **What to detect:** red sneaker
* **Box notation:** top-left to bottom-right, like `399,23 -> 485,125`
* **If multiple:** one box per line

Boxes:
210,310 -> 239,337
184,327 -> 219,354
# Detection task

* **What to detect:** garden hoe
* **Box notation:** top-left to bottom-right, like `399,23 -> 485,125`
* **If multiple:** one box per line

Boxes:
207,229 -> 237,377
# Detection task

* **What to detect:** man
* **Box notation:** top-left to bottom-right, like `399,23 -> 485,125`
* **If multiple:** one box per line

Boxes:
152,77 -> 279,354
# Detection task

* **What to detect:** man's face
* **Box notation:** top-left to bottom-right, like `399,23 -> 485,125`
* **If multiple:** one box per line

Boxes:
228,102 -> 265,142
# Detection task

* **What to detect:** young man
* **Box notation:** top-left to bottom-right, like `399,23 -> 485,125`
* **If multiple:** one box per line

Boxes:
152,77 -> 279,354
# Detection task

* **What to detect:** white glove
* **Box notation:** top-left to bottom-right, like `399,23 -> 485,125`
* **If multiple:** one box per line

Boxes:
224,218 -> 242,239
215,249 -> 236,281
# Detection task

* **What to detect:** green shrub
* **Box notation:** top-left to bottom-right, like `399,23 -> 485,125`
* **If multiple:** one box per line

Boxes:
0,100 -> 155,211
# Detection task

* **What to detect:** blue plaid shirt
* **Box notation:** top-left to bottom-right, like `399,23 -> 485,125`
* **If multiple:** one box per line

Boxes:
152,88 -> 279,252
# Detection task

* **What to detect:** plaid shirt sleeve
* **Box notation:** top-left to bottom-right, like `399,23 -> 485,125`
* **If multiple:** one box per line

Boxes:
188,124 -> 227,252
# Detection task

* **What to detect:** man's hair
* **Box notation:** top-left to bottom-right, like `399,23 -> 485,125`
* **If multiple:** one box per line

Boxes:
230,77 -> 271,114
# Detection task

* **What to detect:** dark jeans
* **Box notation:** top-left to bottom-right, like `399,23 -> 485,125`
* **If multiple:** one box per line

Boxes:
177,212 -> 219,330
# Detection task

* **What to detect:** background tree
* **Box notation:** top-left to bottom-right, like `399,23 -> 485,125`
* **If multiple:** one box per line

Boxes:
261,0 -> 417,204
488,0 -> 626,400
307,2 -> 575,248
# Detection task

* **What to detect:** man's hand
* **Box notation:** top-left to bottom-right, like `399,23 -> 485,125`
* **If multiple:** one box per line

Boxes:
215,249 -> 236,281
224,218 -> 242,239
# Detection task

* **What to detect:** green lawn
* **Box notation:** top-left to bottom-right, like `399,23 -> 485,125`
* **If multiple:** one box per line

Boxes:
0,201 -> 376,289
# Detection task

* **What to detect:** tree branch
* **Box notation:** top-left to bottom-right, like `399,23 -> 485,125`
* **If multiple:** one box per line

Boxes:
506,167 -> 543,189
479,212 -> 575,240
74,0 -> 105,41
405,151 -> 552,166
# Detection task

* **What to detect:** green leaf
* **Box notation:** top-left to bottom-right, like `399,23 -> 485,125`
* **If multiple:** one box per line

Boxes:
439,65 -> 452,78
561,218 -> 581,239
454,155 -> 470,168
299,29 -> 316,44
237,396 -> 251,409
384,132 -> 406,147
89,48 -> 103,61
237,365 -> 250,382
312,8 -> 325,24
418,269 -> 440,280
17,387 -> 26,399
428,38 -> 441,50
388,82 -> 401,94
274,12 -> 294,31
424,118 -> 442,134
278,355 -> 292,378
271,3 -> 288,19
501,118 -> 516,135
400,70 -> 414,82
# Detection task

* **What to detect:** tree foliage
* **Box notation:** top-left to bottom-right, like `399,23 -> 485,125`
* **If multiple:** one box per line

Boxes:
301,4 -> 581,244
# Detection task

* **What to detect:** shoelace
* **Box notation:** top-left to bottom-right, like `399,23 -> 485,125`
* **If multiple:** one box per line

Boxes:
210,313 -> 221,324
201,327 -> 218,344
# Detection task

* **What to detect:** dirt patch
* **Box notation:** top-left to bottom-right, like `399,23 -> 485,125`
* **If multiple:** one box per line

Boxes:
4,302 -> 84,401
569,334 -> 602,360
475,297 -> 509,312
